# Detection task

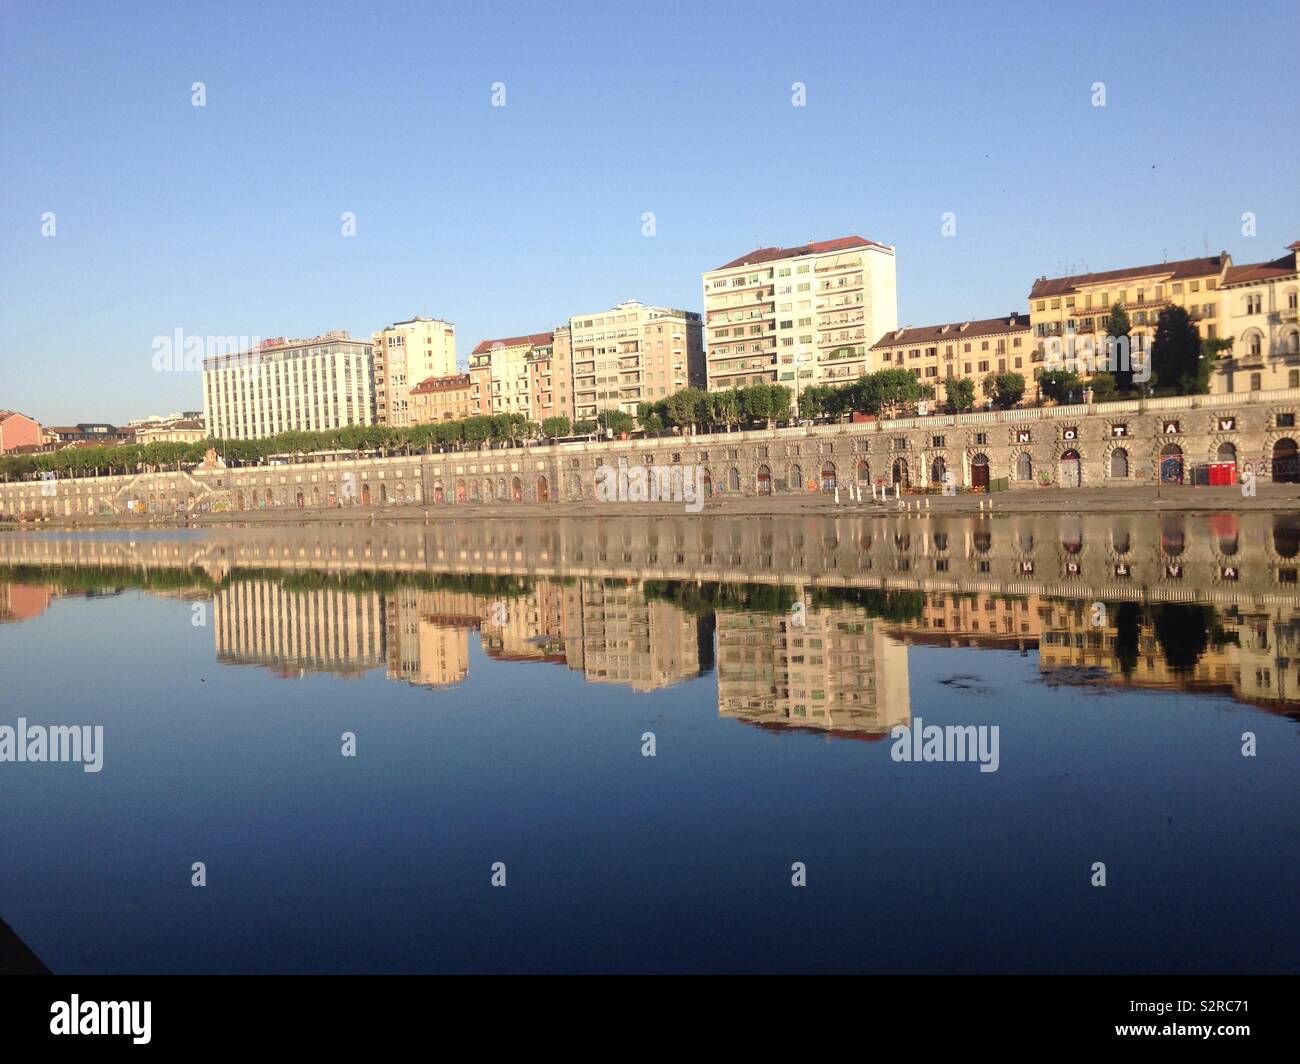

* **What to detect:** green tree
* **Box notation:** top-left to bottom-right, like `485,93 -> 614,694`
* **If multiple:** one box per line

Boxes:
1089,372 -> 1117,402
944,376 -> 976,413
1102,302 -> 1135,393
541,415 -> 571,439
1150,305 -> 1208,395
990,372 -> 1026,409
1038,369 -> 1084,404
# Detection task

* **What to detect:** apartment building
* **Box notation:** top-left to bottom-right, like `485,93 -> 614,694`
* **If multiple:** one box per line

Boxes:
1217,241 -> 1300,394
569,299 -> 704,422
202,331 -> 376,440
1028,253 -> 1230,379
409,374 -> 474,425
468,332 -> 554,420
870,314 -> 1034,392
701,236 -> 897,392
529,326 -> 574,425
372,317 -> 457,427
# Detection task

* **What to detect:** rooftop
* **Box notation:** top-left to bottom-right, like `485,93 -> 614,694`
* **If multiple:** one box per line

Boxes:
713,235 -> 890,272
871,314 -> 1031,349
1030,254 -> 1230,299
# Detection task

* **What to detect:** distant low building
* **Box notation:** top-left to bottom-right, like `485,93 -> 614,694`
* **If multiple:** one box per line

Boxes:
134,417 -> 207,444
0,411 -> 43,453
43,423 -> 135,446
870,314 -> 1034,396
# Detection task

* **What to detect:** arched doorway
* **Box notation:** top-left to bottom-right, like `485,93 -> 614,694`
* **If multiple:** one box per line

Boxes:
295,491 -> 304,508
454,479 -> 465,503
892,457 -> 909,487
512,477 -> 523,502
1216,442 -> 1237,466
1161,516 -> 1186,556
820,462 -> 837,493
313,486 -> 321,507
1017,452 -> 1033,482
756,465 -> 772,495
856,460 -> 870,487
235,492 -> 245,511
728,467 -> 741,492
1272,438 -> 1299,484
1274,517 -> 1300,559
971,453 -> 990,491
1059,449 -> 1081,488
1160,443 -> 1184,484
789,464 -> 803,491
362,482 -> 371,505
381,483 -> 390,504
434,483 -> 445,503
930,457 -> 946,486
537,476 -> 549,502
702,469 -> 713,498
1110,448 -> 1129,478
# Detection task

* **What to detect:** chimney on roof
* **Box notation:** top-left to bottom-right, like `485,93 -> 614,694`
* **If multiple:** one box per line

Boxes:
959,321 -> 970,331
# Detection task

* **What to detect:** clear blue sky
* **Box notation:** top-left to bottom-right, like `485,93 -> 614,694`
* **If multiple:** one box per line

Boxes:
2,0 -> 1297,425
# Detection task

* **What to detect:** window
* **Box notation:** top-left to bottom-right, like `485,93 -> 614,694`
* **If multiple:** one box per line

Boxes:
1278,413 -> 1296,428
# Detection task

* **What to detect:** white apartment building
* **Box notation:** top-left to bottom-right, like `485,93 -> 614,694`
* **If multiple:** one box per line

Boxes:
701,236 -> 898,392
202,331 -> 376,440
372,317 -> 457,426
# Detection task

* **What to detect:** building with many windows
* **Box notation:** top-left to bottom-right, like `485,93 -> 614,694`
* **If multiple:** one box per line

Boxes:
409,373 -> 475,425
1217,241 -> 1300,394
870,314 -> 1034,396
568,299 -> 704,422
372,317 -> 457,427
468,332 -> 555,420
202,331 -> 376,440
701,236 -> 897,393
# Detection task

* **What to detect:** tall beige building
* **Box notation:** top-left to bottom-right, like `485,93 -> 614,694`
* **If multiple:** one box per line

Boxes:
568,300 -> 704,422
202,331 -> 375,440
372,317 -> 457,426
701,236 -> 898,393
468,332 -> 554,420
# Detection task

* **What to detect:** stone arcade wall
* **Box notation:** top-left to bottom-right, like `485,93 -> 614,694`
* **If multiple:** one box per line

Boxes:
4,389 -> 1300,519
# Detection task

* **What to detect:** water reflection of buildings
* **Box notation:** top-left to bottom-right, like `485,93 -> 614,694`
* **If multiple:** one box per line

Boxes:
717,605 -> 909,738
213,580 -> 386,679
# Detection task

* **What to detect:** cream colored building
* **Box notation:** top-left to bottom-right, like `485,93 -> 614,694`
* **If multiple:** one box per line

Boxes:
372,317 -> 457,426
568,300 -> 704,422
409,373 -> 474,425
870,314 -> 1034,395
1028,254 -> 1229,386
1216,241 -> 1300,394
530,327 -> 574,426
468,332 -> 554,420
702,236 -> 897,393
202,331 -> 376,440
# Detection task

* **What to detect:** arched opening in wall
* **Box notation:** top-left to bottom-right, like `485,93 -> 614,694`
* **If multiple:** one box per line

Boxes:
702,469 -> 713,498
789,464 -> 803,491
932,532 -> 948,552
453,480 -> 464,503
930,457 -> 946,486
971,453 -> 990,491
892,457 -> 909,488
1216,442 -> 1237,468
313,486 -> 321,507
483,479 -> 494,501
1017,452 -> 1033,482
1160,443 -> 1184,485
1272,438 -> 1300,484
856,460 -> 870,486
434,483 -> 445,503
568,475 -> 582,501
973,529 -> 992,553
396,481 -> 406,504
756,464 -> 772,495
361,483 -> 371,505
1274,517 -> 1300,559
1059,449 -> 1082,488
382,483 -> 391,504
728,467 -> 741,492
1110,448 -> 1130,478
820,462 -> 837,493
295,491 -> 304,508
497,478 -> 507,499
235,492 -> 245,511
470,479 -> 482,502
1216,516 -> 1239,556
1111,528 -> 1131,555
512,477 -> 523,502
1161,516 -> 1186,556
326,489 -> 335,507
537,476 -> 549,502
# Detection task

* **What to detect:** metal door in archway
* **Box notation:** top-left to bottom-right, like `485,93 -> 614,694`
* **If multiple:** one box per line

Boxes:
1059,449 -> 1082,489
